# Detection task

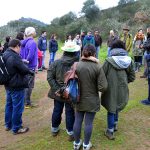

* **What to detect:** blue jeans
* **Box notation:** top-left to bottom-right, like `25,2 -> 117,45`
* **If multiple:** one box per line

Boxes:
95,46 -> 100,59
107,47 -> 111,57
49,52 -> 56,64
5,89 -> 25,133
42,50 -> 46,67
51,100 -> 75,135
107,111 -> 118,132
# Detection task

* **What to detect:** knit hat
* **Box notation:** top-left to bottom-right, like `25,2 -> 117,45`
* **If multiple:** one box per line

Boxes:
61,41 -> 80,52
25,27 -> 36,36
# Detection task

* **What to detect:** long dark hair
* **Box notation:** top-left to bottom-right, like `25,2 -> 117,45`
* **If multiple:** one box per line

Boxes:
82,44 -> 96,57
111,40 -> 126,50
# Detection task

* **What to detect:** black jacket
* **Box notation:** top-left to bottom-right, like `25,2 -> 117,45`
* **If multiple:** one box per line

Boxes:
3,48 -> 34,90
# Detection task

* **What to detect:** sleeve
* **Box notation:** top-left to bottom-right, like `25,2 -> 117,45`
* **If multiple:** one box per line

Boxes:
97,64 -> 108,92
26,42 -> 37,62
38,37 -> 42,50
47,62 -> 60,90
99,36 -> 102,46
14,56 -> 32,75
127,34 -> 133,52
126,61 -> 135,83
49,40 -> 52,52
143,40 -> 150,50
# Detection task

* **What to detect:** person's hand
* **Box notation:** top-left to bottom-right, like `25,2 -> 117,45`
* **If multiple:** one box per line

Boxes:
22,59 -> 29,64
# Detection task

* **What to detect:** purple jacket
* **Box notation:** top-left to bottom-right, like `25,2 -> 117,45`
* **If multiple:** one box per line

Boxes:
20,38 -> 38,70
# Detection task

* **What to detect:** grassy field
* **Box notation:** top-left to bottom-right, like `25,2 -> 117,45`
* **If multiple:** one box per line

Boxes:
0,46 -> 150,150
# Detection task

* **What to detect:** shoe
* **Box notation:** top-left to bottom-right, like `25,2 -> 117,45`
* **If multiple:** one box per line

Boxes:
5,127 -> 11,131
38,68 -> 43,71
25,104 -> 38,109
140,75 -> 147,78
51,129 -> 60,137
13,127 -> 29,135
73,139 -> 82,150
68,134 -> 74,142
42,66 -> 47,70
83,142 -> 92,150
141,99 -> 150,106
104,130 -> 115,140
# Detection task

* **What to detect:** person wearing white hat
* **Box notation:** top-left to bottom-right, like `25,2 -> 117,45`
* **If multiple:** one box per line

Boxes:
47,38 -> 79,141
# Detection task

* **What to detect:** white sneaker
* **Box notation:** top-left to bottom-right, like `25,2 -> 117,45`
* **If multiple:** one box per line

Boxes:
73,139 -> 82,150
83,142 -> 92,150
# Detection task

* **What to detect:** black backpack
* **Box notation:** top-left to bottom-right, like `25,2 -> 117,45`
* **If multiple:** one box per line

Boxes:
0,54 -> 10,85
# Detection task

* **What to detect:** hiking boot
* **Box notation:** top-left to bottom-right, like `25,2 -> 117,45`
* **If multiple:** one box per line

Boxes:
140,75 -> 147,78
51,130 -> 60,137
13,127 -> 29,135
42,66 -> 47,70
104,130 -> 115,140
83,142 -> 92,150
5,127 -> 11,131
68,134 -> 74,142
73,139 -> 82,150
25,104 -> 38,109
38,67 -> 43,71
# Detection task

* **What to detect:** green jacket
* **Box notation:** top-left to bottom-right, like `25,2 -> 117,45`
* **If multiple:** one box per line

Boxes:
75,59 -> 108,112
101,57 -> 135,113
47,53 -> 79,100
120,33 -> 133,52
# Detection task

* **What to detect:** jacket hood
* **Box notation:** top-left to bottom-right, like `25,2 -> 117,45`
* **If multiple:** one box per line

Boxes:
110,48 -> 128,56
21,38 -> 33,47
85,35 -> 93,41
106,56 -> 131,69
61,53 -> 79,65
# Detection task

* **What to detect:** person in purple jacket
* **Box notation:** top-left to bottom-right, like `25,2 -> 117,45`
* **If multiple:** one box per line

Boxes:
20,27 -> 38,108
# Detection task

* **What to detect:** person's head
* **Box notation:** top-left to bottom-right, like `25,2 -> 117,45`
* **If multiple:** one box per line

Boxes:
94,30 -> 99,36
87,31 -> 92,36
51,34 -> 57,40
25,27 -> 36,37
66,34 -> 72,41
110,30 -> 114,36
138,29 -> 143,34
111,39 -> 126,50
5,36 -> 12,43
81,31 -> 85,36
82,44 -> 96,58
41,31 -> 47,37
8,39 -> 21,54
75,34 -> 80,39
123,26 -> 130,34
16,32 -> 24,41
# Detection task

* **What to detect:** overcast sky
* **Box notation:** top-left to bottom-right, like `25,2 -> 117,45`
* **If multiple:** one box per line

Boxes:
0,0 -> 119,27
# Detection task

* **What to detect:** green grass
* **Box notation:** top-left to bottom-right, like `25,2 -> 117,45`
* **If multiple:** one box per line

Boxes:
0,46 -> 150,150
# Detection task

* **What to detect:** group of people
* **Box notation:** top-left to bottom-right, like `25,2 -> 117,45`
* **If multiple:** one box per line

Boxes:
1,25 -> 150,150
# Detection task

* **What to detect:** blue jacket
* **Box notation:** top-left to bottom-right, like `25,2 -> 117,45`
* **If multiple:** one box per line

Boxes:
38,36 -> 47,51
83,35 -> 95,47
49,39 -> 58,52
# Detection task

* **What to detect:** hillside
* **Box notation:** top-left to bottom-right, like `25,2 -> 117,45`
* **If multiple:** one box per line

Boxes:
0,0 -> 149,41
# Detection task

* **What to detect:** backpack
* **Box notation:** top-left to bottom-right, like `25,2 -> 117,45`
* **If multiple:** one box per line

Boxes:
0,54 -> 10,85
55,62 -> 80,104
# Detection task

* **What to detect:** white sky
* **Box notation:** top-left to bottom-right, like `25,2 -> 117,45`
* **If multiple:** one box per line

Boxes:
0,0 -> 119,27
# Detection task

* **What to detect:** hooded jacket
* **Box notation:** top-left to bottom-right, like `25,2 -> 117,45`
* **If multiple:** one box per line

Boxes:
101,48 -> 135,113
83,35 -> 95,47
20,37 -> 38,70
49,39 -> 58,52
47,52 -> 79,99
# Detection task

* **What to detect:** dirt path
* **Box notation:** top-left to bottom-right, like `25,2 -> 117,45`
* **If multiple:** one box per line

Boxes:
0,52 -> 62,149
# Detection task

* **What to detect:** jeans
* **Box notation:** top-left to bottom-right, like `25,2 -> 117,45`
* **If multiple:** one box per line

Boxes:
107,47 -> 111,57
107,111 -> 118,132
73,111 -> 96,145
42,50 -> 46,67
5,89 -> 24,133
95,46 -> 100,59
49,52 -> 56,64
24,73 -> 35,105
51,100 -> 75,135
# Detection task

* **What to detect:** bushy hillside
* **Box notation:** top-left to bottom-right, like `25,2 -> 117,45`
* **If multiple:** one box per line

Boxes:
0,0 -> 149,41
